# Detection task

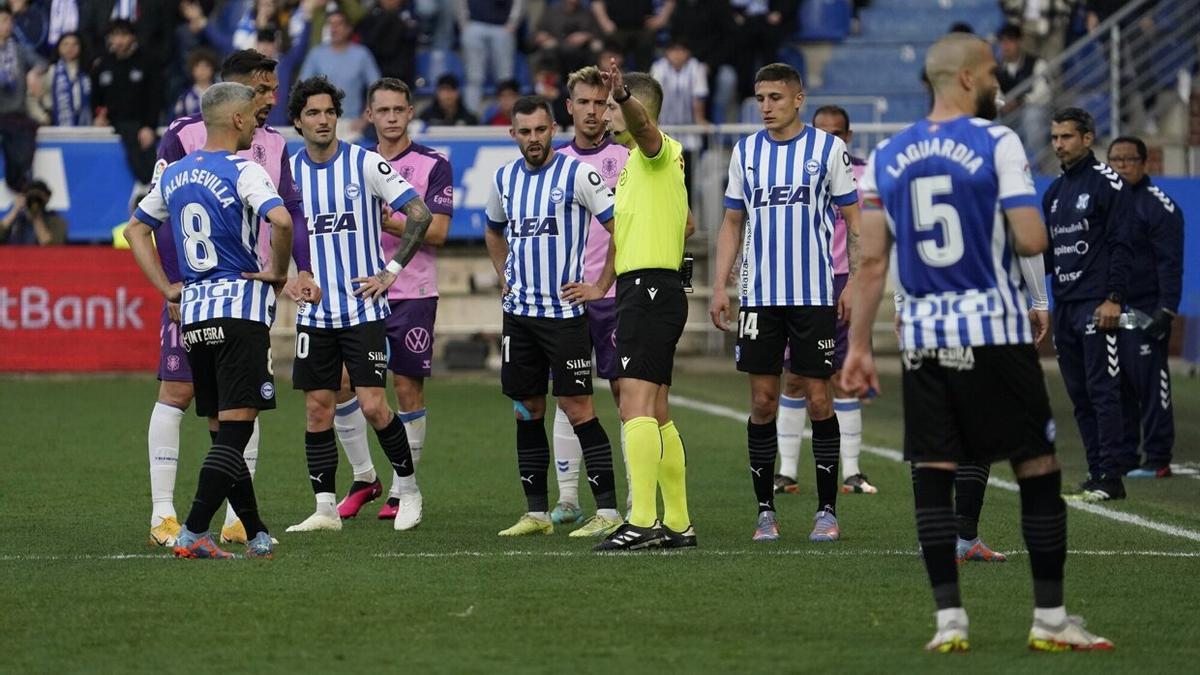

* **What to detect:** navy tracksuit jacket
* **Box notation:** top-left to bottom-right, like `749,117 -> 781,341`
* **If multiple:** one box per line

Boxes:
1043,152 -> 1133,479
1118,176 -> 1184,469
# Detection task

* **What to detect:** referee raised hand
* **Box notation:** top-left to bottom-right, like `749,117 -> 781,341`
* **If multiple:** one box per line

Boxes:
592,62 -> 695,552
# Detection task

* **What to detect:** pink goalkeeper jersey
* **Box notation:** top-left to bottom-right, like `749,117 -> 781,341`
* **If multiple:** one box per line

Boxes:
831,158 -> 866,275
376,142 -> 454,300
557,136 -> 629,298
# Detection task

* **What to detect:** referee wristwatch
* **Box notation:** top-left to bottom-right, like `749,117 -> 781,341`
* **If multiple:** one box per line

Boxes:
613,84 -> 631,103
1105,291 -> 1124,305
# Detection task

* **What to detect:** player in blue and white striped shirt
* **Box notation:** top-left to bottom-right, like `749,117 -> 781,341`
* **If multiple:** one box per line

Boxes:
483,95 -> 625,538
126,82 -> 313,559
842,33 -> 1111,653
284,77 -> 435,533
708,63 -> 860,544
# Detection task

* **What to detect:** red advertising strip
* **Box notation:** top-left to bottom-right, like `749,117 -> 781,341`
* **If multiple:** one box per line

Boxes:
0,247 -> 162,372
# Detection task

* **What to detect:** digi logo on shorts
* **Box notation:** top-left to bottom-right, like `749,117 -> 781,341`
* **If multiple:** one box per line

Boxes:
750,185 -> 810,208
510,216 -> 559,237
311,212 -> 360,235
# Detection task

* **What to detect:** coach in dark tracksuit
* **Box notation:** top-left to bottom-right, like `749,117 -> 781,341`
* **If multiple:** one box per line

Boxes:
1106,136 -> 1183,478
1044,108 -> 1133,500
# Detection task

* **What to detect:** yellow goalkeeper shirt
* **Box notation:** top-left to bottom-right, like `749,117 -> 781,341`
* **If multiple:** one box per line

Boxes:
613,130 -> 688,274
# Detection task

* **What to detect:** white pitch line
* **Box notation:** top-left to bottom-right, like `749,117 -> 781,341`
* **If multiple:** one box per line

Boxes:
670,394 -> 1200,544
3,549 -> 1200,563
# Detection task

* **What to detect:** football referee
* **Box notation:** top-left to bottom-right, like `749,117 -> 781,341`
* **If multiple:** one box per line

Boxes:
593,61 -> 694,552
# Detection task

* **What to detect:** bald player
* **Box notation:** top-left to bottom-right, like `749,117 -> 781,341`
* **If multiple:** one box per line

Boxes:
842,33 -> 1112,652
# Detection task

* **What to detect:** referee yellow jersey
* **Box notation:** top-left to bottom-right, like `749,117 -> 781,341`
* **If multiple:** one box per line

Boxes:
613,131 -> 688,274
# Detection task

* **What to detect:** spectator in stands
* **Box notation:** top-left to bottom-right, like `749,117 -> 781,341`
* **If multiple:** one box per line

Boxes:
172,47 -> 218,121
298,9 -> 380,123
996,23 -> 1051,157
531,0 -> 601,82
38,30 -> 90,126
0,5 -> 45,193
360,0 -> 420,82
47,0 -> 81,57
416,0 -> 456,49
0,179 -> 67,245
260,24 -> 313,127
595,41 -> 625,71
419,73 -> 478,126
650,37 -> 709,155
11,0 -> 50,58
532,60 -> 570,128
591,0 -> 674,71
80,0 -> 176,71
91,19 -> 159,186
671,0 -> 736,122
730,0 -> 798,100
486,78 -> 520,126
1086,0 -> 1129,31
1000,1 -> 1075,59
460,0 -> 523,116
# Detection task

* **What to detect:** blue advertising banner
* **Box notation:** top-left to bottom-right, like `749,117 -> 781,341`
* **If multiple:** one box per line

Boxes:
2,137 -> 1196,317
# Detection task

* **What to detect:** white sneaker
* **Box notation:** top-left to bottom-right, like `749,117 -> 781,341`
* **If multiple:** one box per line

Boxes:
393,490 -> 423,531
925,610 -> 970,653
1028,615 -> 1114,651
285,509 -> 342,533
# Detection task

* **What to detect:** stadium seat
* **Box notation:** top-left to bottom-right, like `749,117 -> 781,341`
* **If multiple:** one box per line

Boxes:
798,0 -> 852,42
415,49 -> 466,95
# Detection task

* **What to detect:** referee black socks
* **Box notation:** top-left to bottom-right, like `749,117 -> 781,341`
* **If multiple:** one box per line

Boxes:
304,429 -> 339,495
811,415 -> 841,515
1019,470 -> 1067,608
747,419 -> 777,513
913,466 -> 961,610
516,418 -> 550,513
185,420 -> 256,535
574,417 -> 617,510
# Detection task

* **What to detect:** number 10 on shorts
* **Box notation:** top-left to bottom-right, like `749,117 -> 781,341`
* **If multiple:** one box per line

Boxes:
739,311 -> 759,340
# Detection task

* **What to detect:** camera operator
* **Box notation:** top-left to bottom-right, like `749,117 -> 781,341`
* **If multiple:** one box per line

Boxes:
1,180 -> 67,245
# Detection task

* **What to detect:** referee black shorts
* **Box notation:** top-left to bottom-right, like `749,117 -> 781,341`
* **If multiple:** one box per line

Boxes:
615,268 -> 687,386
902,344 -> 1056,465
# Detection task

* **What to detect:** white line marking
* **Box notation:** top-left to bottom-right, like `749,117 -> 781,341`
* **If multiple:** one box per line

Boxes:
670,394 -> 1200,544
5,549 -> 1199,562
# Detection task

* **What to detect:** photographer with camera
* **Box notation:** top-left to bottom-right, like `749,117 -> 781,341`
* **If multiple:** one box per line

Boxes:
1,180 -> 67,245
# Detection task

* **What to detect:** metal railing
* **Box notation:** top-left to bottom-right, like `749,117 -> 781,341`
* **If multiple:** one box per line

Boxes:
1000,0 -> 1200,170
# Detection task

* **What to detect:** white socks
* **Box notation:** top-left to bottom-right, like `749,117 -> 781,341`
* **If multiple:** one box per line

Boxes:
777,396 -> 807,480
148,402 -> 184,525
1034,606 -> 1067,625
389,409 -> 427,499
552,406 -> 582,507
336,397 -> 376,483
316,491 -> 337,513
937,607 -> 969,630
223,419 -> 260,527
835,398 -> 863,478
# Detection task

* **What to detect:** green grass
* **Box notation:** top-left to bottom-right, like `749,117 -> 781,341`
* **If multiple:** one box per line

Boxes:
2,364 -> 1199,673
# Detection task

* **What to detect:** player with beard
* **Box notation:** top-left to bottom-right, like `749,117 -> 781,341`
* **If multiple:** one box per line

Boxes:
144,49 -> 316,548
842,33 -> 1110,652
484,96 -> 623,537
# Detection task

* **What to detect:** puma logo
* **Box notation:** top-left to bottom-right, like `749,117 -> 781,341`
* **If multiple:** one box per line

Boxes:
521,475 -> 534,485
817,464 -> 834,474
588,475 -> 600,486
308,473 -> 323,483
750,467 -> 763,477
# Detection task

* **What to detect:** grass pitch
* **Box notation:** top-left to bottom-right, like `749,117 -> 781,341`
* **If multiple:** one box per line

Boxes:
2,364 -> 1198,673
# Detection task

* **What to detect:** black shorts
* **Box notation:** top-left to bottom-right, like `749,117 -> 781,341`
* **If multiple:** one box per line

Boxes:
181,318 -> 276,418
501,312 -> 594,399
292,320 -> 389,391
736,305 -> 836,378
902,344 -> 1056,465
615,269 -> 687,386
